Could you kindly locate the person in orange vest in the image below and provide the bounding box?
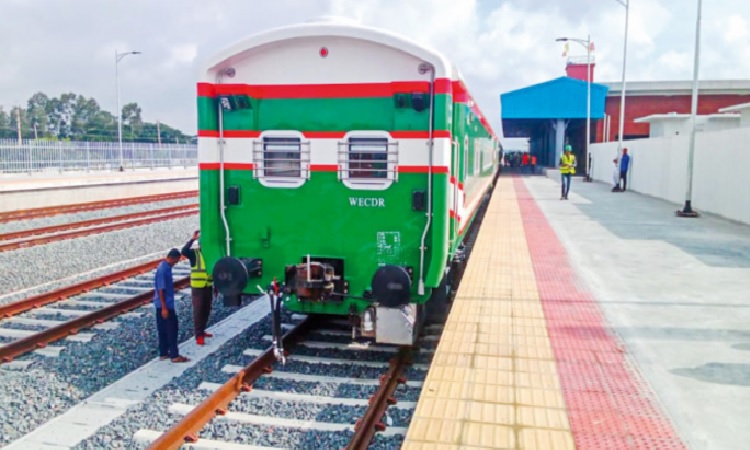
[181,230,215,346]
[559,144,577,200]
[521,152,529,173]
[531,154,537,173]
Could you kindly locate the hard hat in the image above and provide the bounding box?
[564,144,572,151]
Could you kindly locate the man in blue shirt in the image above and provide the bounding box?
[620,148,631,191]
[154,248,190,363]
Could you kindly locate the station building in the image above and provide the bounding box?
[501,58,750,169]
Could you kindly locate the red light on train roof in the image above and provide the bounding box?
[320,47,329,58]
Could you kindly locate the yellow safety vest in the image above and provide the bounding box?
[191,249,213,288]
[560,154,576,175]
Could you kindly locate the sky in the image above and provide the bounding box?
[1,0,749,146]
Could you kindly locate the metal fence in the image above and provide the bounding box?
[0,139,198,174]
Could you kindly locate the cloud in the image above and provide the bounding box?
[1,0,749,137]
[162,44,199,70]
[657,51,692,73]
[723,14,748,43]
[0,0,329,132]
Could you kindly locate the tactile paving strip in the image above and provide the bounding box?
[513,177,687,449]
[403,177,576,450]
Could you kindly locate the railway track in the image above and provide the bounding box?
[127,188,495,450]
[0,262,190,363]
[0,204,198,242]
[137,316,428,450]
[0,190,198,223]
[0,205,198,253]
[0,258,163,318]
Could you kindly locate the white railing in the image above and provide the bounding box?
[0,139,197,174]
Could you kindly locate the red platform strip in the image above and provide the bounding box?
[513,177,686,449]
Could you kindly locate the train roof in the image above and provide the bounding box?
[200,16,452,79]
[199,16,498,140]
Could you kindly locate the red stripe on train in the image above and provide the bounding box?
[198,130,451,139]
[198,163,450,174]
[197,79,452,98]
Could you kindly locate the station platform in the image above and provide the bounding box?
[0,168,197,212]
[403,174,750,450]
[0,168,197,193]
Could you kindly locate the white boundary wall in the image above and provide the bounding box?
[589,127,750,225]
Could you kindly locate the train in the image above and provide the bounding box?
[197,16,500,350]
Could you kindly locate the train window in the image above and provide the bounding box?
[463,136,469,179]
[339,132,398,191]
[474,138,480,174]
[349,138,388,179]
[252,132,310,187]
[262,137,301,178]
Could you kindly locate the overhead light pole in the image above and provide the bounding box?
[556,35,593,182]
[613,0,629,174]
[115,50,141,171]
[677,0,702,218]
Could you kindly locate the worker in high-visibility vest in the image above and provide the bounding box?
[559,144,577,200]
[181,230,214,346]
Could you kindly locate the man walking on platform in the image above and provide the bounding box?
[559,144,576,200]
[620,148,631,191]
[182,230,214,346]
[155,248,189,363]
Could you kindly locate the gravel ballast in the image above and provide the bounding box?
[0,197,197,235]
[0,283,239,446]
[0,215,198,296]
[0,200,220,445]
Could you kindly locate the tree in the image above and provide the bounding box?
[26,92,50,139]
[47,93,76,139]
[70,95,102,140]
[86,110,117,141]
[1,90,194,143]
[0,107,11,138]
[122,102,142,126]
[8,106,29,140]
[122,102,143,141]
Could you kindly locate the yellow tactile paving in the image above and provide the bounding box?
[403,177,575,449]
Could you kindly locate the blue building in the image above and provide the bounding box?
[501,76,609,170]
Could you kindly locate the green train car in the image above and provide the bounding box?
[198,17,500,346]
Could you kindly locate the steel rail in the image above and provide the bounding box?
[146,318,314,450]
[348,346,412,450]
[0,190,198,223]
[0,204,198,242]
[0,258,163,318]
[0,209,197,253]
[0,277,190,363]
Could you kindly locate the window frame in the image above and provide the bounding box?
[463,135,469,180]
[339,131,398,191]
[253,130,309,188]
[473,138,481,174]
